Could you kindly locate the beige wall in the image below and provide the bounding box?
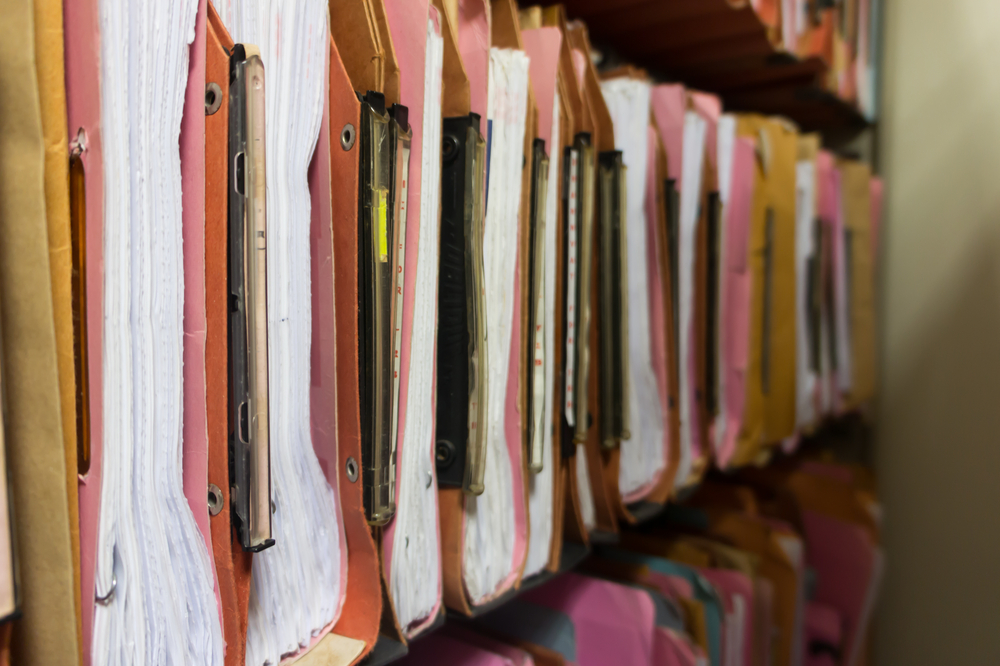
[875,0,1000,663]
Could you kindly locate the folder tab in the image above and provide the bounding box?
[436,112,489,496]
[228,44,273,552]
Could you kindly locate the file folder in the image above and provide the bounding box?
[712,122,757,470]
[64,0,107,658]
[326,6,409,660]
[379,0,447,642]
[0,3,69,662]
[437,0,530,616]
[641,120,680,509]
[732,114,800,464]
[650,84,709,490]
[522,572,658,666]
[219,1,352,661]
[77,1,225,662]
[442,624,538,666]
[522,20,570,577]
[563,18,621,538]
[474,598,578,665]
[204,9,261,663]
[397,632,525,666]
[792,135,822,436]
[538,4,598,547]
[33,0,84,655]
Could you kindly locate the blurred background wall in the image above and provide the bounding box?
[876,0,1000,662]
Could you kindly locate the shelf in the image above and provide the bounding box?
[551,0,870,135]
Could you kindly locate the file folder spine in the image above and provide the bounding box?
[665,178,681,409]
[526,138,549,473]
[571,134,596,449]
[705,191,722,418]
[597,150,629,449]
[436,113,489,495]
[358,91,404,526]
[227,44,273,553]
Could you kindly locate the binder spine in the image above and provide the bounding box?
[705,192,722,419]
[227,44,273,552]
[597,151,628,449]
[526,138,549,473]
[572,135,595,448]
[436,114,489,495]
[358,91,397,526]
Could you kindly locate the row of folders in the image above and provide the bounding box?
[397,455,882,666]
[0,0,881,664]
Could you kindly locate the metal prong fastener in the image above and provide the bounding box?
[96,573,117,606]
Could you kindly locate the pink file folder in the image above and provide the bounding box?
[401,632,521,666]
[523,572,657,666]
[715,137,756,469]
[380,0,445,638]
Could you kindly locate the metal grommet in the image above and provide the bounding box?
[425,470,433,489]
[340,123,356,151]
[435,440,456,467]
[205,82,223,116]
[207,483,223,516]
[442,134,459,162]
[96,573,117,606]
[346,456,359,483]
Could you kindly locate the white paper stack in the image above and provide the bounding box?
[91,0,223,663]
[390,15,445,631]
[713,115,737,455]
[795,158,818,430]
[600,77,665,497]
[463,47,530,603]
[524,88,562,577]
[675,111,708,488]
[215,1,345,663]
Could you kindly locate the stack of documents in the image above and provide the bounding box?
[463,45,531,605]
[600,76,665,500]
[91,0,223,663]
[386,0,446,636]
[216,0,346,662]
[0,2,894,664]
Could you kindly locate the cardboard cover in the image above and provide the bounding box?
[325,31,385,664]
[0,0,79,662]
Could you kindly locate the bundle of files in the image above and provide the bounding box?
[0,0,885,665]
[390,454,882,666]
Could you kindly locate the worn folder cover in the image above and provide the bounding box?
[323,17,389,663]
[564,19,619,538]
[522,21,569,574]
[712,131,756,469]
[63,0,106,658]
[0,1,78,662]
[732,114,799,464]
[32,0,84,655]
[539,4,592,548]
